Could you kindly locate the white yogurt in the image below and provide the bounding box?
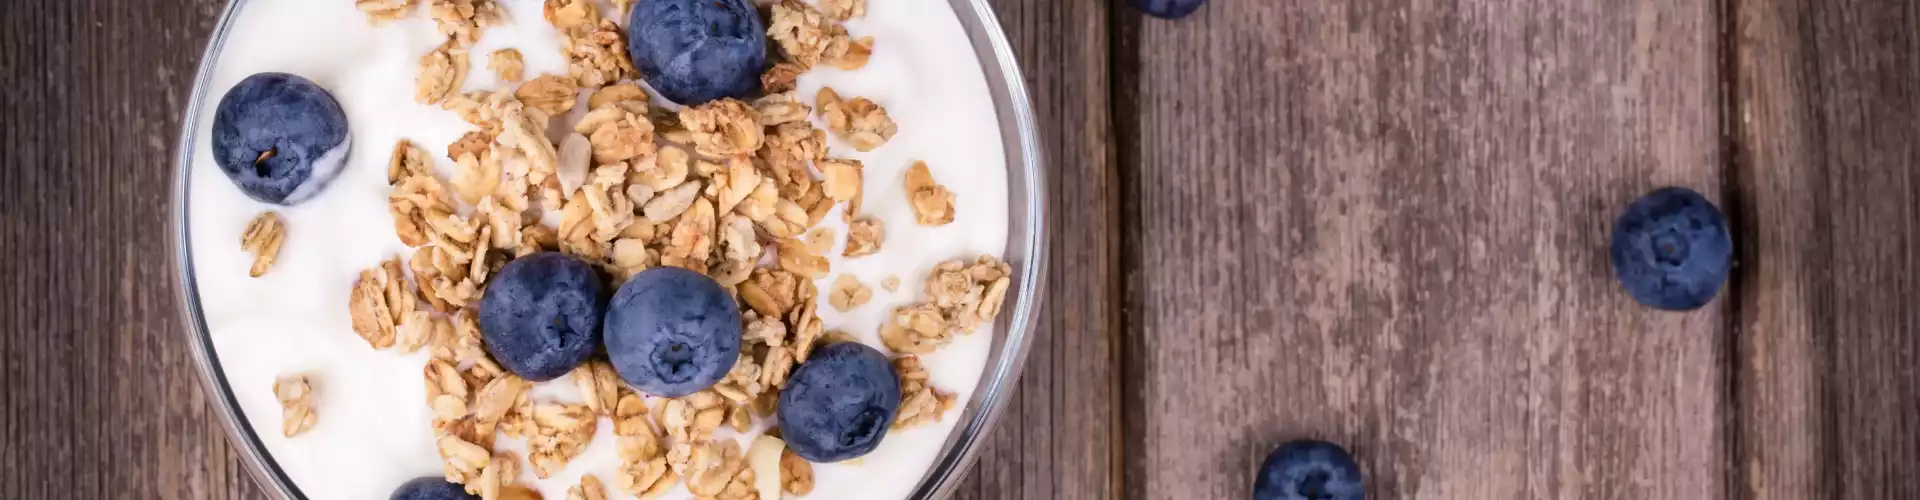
[185,1,1010,498]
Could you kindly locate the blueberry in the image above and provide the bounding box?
[604,266,742,397]
[1253,440,1365,500]
[1610,187,1733,311]
[478,252,608,381]
[389,477,477,500]
[211,72,351,205]
[1131,0,1208,19]
[626,0,767,105]
[777,341,901,462]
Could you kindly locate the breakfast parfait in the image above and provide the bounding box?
[184,0,1013,498]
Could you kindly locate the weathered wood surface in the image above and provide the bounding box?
[1731,0,1920,498]
[1114,1,1728,498]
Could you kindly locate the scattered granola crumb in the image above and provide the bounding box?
[355,0,417,24]
[844,218,883,258]
[489,48,525,82]
[679,98,763,157]
[828,274,871,312]
[828,36,874,71]
[891,356,956,429]
[241,211,286,277]
[904,161,955,226]
[417,42,470,105]
[881,274,900,292]
[273,374,317,437]
[817,88,896,152]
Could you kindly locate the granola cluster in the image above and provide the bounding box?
[274,374,318,437]
[301,0,1012,494]
[241,211,285,277]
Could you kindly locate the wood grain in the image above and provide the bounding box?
[1114,1,1728,498]
[1,0,269,498]
[953,0,1122,498]
[1731,0,1920,498]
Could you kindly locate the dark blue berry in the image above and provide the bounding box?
[478,252,608,381]
[626,0,767,105]
[1131,0,1208,19]
[777,341,900,462]
[211,72,351,205]
[389,477,477,500]
[1253,440,1365,500]
[1610,187,1733,311]
[604,266,742,398]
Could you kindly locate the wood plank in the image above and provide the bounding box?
[0,0,266,498]
[953,0,1121,498]
[1114,1,1728,498]
[1731,1,1920,498]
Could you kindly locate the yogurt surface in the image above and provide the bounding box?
[185,1,1010,498]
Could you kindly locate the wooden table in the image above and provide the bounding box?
[5,0,1918,498]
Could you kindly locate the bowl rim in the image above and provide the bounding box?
[168,0,1048,499]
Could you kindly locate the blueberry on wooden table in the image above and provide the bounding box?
[389,477,477,500]
[1253,440,1365,500]
[627,0,766,105]
[778,341,901,462]
[211,72,350,205]
[1131,0,1208,19]
[1609,187,1732,311]
[604,266,742,398]
[477,252,608,381]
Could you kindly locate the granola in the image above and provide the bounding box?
[355,0,416,24]
[515,74,578,115]
[818,88,896,152]
[430,0,505,48]
[563,21,636,88]
[891,355,956,429]
[528,403,597,478]
[768,0,867,70]
[828,274,872,312]
[820,0,866,20]
[761,63,805,94]
[418,42,470,105]
[274,374,317,437]
[567,475,609,500]
[349,257,413,349]
[844,218,883,258]
[679,98,763,157]
[904,161,955,226]
[241,211,286,277]
[489,49,525,82]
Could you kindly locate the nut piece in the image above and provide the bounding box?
[241,211,286,277]
[273,374,317,437]
[489,49,525,82]
[843,218,883,258]
[679,98,763,157]
[817,88,896,152]
[747,436,787,500]
[904,161,955,226]
[418,42,471,105]
[891,355,957,429]
[516,74,578,115]
[828,274,872,312]
[355,0,416,24]
[567,475,609,500]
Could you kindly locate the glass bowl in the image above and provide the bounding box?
[169,0,1044,499]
